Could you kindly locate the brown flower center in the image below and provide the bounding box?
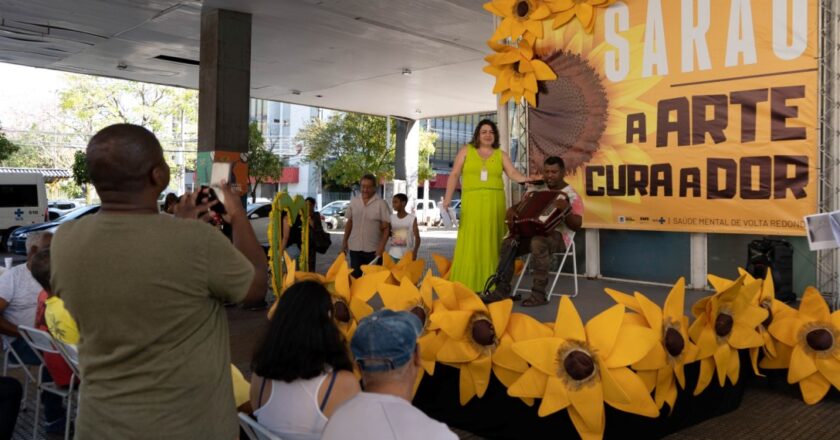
[563,350,595,381]
[333,300,351,323]
[531,51,608,172]
[664,327,685,357]
[410,306,427,327]
[715,313,733,338]
[760,302,773,328]
[806,328,834,352]
[515,0,530,18]
[471,319,496,346]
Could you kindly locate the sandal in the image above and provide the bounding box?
[521,293,549,307]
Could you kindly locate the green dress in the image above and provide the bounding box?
[449,146,506,292]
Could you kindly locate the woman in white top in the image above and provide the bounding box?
[249,280,360,439]
[388,193,421,261]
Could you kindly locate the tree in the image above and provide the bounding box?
[0,125,19,163]
[418,129,438,182]
[297,113,394,187]
[71,150,93,203]
[247,122,284,203]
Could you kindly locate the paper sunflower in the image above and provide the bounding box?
[605,278,698,412]
[689,275,767,395]
[768,287,840,404]
[509,297,659,439]
[430,281,542,405]
[331,261,388,340]
[484,0,553,41]
[547,0,615,33]
[483,40,557,107]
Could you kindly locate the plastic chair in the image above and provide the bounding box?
[513,232,579,298]
[238,412,284,440]
[18,325,77,440]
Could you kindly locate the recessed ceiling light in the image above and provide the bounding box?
[316,94,323,98]
[291,90,301,95]
[402,68,412,76]
[414,108,422,114]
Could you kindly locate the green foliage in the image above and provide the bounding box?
[71,151,90,186]
[418,129,438,182]
[0,125,19,163]
[247,122,284,202]
[297,113,395,187]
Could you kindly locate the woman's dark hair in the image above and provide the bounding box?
[470,119,500,149]
[163,192,178,211]
[251,280,353,381]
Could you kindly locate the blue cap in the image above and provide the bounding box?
[351,309,423,372]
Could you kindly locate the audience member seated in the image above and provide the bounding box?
[322,309,457,440]
[30,248,77,390]
[0,231,64,432]
[250,280,360,439]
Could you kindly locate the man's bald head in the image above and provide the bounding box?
[87,124,169,194]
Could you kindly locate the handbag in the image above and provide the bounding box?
[314,228,331,254]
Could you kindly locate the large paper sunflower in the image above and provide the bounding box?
[331,261,389,340]
[381,252,426,285]
[689,275,767,395]
[530,21,661,217]
[484,0,553,41]
[431,283,528,405]
[432,253,452,279]
[709,269,797,372]
[605,278,698,412]
[484,39,557,107]
[546,0,615,33]
[768,287,840,404]
[508,297,659,439]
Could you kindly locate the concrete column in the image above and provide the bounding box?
[197,9,252,190]
[394,118,419,210]
[585,229,600,278]
[690,233,708,290]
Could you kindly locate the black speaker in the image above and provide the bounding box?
[746,238,796,303]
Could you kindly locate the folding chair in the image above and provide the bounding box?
[18,325,77,440]
[2,337,36,410]
[238,412,284,440]
[513,232,579,298]
[53,338,80,438]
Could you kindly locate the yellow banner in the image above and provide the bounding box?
[528,0,818,235]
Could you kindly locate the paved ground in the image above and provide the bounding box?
[7,227,840,439]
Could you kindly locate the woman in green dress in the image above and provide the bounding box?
[442,120,538,293]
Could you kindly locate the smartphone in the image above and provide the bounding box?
[210,162,232,205]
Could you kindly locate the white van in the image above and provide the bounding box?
[0,172,48,250]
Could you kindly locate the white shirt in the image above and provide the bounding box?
[388,213,416,259]
[322,392,457,440]
[254,373,331,440]
[0,264,43,346]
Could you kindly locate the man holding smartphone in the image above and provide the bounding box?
[50,124,268,439]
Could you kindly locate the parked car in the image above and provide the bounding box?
[48,200,84,220]
[413,199,440,226]
[247,203,272,247]
[321,200,349,212]
[7,204,101,255]
[1,172,48,251]
[321,205,347,230]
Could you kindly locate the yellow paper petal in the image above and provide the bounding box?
[555,296,586,341]
[437,337,481,363]
[604,324,658,368]
[799,372,832,404]
[694,357,715,396]
[470,354,493,398]
[488,299,513,334]
[568,380,604,432]
[512,337,563,377]
[459,364,477,405]
[537,376,572,417]
[815,357,840,390]
[604,367,660,418]
[494,335,529,372]
[799,288,831,322]
[788,344,818,383]
[585,304,625,358]
[769,316,801,347]
[663,278,686,322]
[508,366,548,399]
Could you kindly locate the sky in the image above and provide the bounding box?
[0,62,66,128]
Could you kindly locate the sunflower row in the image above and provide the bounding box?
[271,251,840,440]
[482,0,616,106]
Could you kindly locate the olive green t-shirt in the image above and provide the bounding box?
[51,213,254,439]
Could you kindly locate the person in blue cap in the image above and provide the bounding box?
[322,309,457,440]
